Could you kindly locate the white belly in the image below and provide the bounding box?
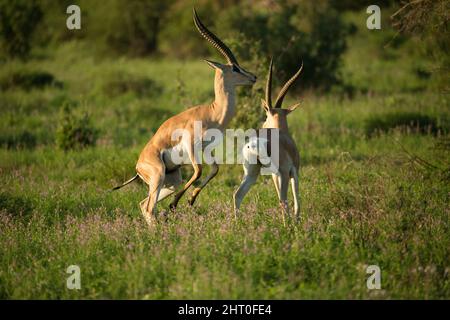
[162,131,222,171]
[243,137,279,174]
[162,143,190,171]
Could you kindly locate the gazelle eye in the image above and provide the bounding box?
[232,65,239,73]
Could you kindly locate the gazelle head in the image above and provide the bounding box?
[193,9,257,87]
[261,58,303,130]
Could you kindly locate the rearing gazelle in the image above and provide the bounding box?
[233,58,303,224]
[113,9,256,226]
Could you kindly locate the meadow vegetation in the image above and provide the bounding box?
[0,1,449,299]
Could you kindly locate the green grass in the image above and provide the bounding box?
[0,14,449,299]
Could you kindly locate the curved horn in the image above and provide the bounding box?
[274,61,303,108]
[265,58,273,109]
[193,8,238,65]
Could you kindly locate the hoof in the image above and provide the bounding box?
[188,188,201,206]
[187,196,196,206]
[159,210,169,222]
[169,202,177,211]
[144,217,157,228]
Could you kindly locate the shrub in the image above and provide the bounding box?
[228,35,268,129]
[102,71,162,98]
[391,0,450,91]
[0,0,42,58]
[5,0,349,88]
[215,1,349,90]
[365,112,443,137]
[0,69,59,91]
[158,0,229,59]
[223,1,350,128]
[0,130,37,149]
[94,0,170,56]
[0,192,34,218]
[331,0,396,11]
[56,105,99,150]
[156,1,348,91]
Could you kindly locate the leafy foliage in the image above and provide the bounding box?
[6,0,348,89]
[391,0,450,91]
[0,69,58,90]
[56,105,98,150]
[216,1,348,90]
[101,71,162,98]
[0,0,42,58]
[365,112,444,137]
[0,130,37,149]
[99,0,170,56]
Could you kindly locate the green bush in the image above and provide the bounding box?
[224,1,350,128]
[228,35,268,129]
[365,112,444,137]
[8,0,348,91]
[0,69,59,91]
[102,71,162,98]
[330,0,396,11]
[33,0,84,45]
[56,105,99,150]
[0,130,37,149]
[391,0,450,92]
[215,1,349,90]
[0,192,34,218]
[0,0,42,58]
[92,0,170,56]
[157,0,228,59]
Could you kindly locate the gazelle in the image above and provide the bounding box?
[113,9,256,226]
[233,58,302,224]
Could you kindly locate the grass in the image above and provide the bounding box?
[0,12,449,299]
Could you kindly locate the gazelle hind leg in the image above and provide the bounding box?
[145,171,165,226]
[136,155,165,227]
[138,168,182,206]
[279,172,290,226]
[290,169,300,222]
[139,198,155,226]
[233,164,259,219]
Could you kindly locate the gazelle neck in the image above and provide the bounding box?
[262,117,289,132]
[211,70,235,127]
[276,120,289,132]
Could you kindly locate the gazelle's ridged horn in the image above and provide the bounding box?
[193,8,238,65]
[265,58,273,109]
[274,61,303,108]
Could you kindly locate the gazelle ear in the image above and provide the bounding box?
[286,102,301,114]
[204,59,225,70]
[261,99,270,112]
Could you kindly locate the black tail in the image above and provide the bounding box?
[112,174,139,191]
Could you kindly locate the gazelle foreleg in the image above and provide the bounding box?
[169,145,202,210]
[188,161,219,206]
[233,164,259,219]
[271,173,281,200]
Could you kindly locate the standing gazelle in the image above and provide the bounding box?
[233,59,303,224]
[113,9,256,226]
